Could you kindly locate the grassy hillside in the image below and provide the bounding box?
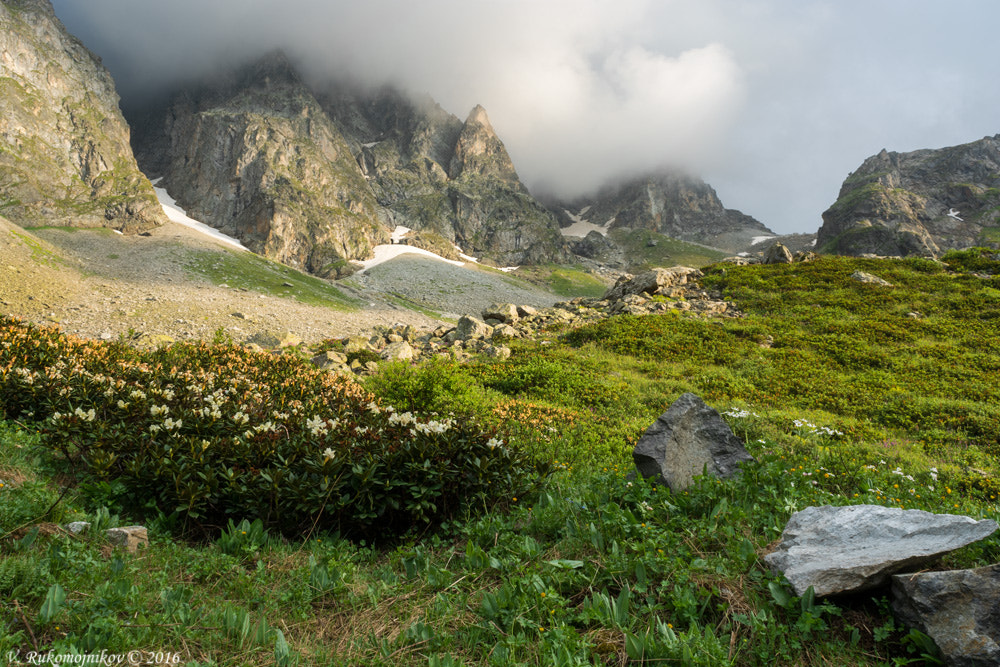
[2,251,1000,665]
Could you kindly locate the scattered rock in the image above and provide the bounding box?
[456,315,493,341]
[850,270,894,287]
[765,505,998,597]
[482,303,519,323]
[892,563,1000,667]
[632,392,754,491]
[106,526,149,553]
[381,340,416,361]
[763,242,794,264]
[66,521,91,534]
[603,266,702,301]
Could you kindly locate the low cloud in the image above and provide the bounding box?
[51,0,1000,233]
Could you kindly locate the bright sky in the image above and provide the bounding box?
[52,0,1000,235]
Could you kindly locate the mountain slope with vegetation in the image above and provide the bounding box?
[0,0,165,232]
[3,250,1000,664]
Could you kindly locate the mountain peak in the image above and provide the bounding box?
[466,104,491,127]
[449,104,520,185]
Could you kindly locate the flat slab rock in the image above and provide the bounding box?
[765,505,997,597]
[892,564,1000,667]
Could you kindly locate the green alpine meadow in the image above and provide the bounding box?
[3,250,1000,665]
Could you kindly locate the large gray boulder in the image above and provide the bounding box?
[632,393,753,491]
[455,315,494,341]
[765,505,998,597]
[892,564,1000,667]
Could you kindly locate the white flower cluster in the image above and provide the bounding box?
[723,408,759,419]
[163,417,182,431]
[389,411,417,427]
[14,367,35,385]
[252,421,276,434]
[74,407,96,422]
[149,405,169,417]
[306,415,329,436]
[322,447,337,461]
[486,437,504,450]
[130,389,146,400]
[232,411,249,425]
[414,418,455,435]
[891,467,915,482]
[793,419,843,437]
[367,401,381,414]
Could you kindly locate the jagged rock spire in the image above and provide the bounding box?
[449,104,522,186]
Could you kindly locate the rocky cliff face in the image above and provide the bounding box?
[140,54,386,278]
[320,87,567,265]
[549,171,772,254]
[134,56,566,271]
[817,136,1000,257]
[0,0,164,232]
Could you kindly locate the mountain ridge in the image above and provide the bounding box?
[817,135,1000,256]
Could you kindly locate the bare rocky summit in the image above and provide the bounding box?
[818,135,1000,257]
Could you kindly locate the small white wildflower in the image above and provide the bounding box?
[163,417,182,430]
[130,389,146,400]
[117,400,129,409]
[150,405,169,417]
[322,447,336,461]
[149,424,161,434]
[233,411,249,425]
[486,437,503,449]
[355,426,369,435]
[74,407,96,422]
[367,401,381,414]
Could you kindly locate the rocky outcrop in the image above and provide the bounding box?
[632,393,754,491]
[818,136,1000,257]
[550,171,773,255]
[765,505,998,597]
[134,59,567,271]
[141,53,386,278]
[0,0,165,232]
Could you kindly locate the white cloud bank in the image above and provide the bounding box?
[51,0,1000,234]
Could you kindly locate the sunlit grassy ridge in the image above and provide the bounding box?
[2,251,1000,664]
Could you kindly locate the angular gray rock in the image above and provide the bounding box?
[106,526,149,553]
[455,315,493,341]
[633,392,754,491]
[381,340,416,361]
[765,505,998,597]
[482,302,520,324]
[892,564,1000,667]
[763,242,794,264]
[850,270,894,287]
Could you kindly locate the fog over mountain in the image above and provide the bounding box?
[51,0,1000,235]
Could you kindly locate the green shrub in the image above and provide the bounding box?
[0,317,550,541]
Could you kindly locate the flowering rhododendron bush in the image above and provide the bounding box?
[0,316,548,539]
